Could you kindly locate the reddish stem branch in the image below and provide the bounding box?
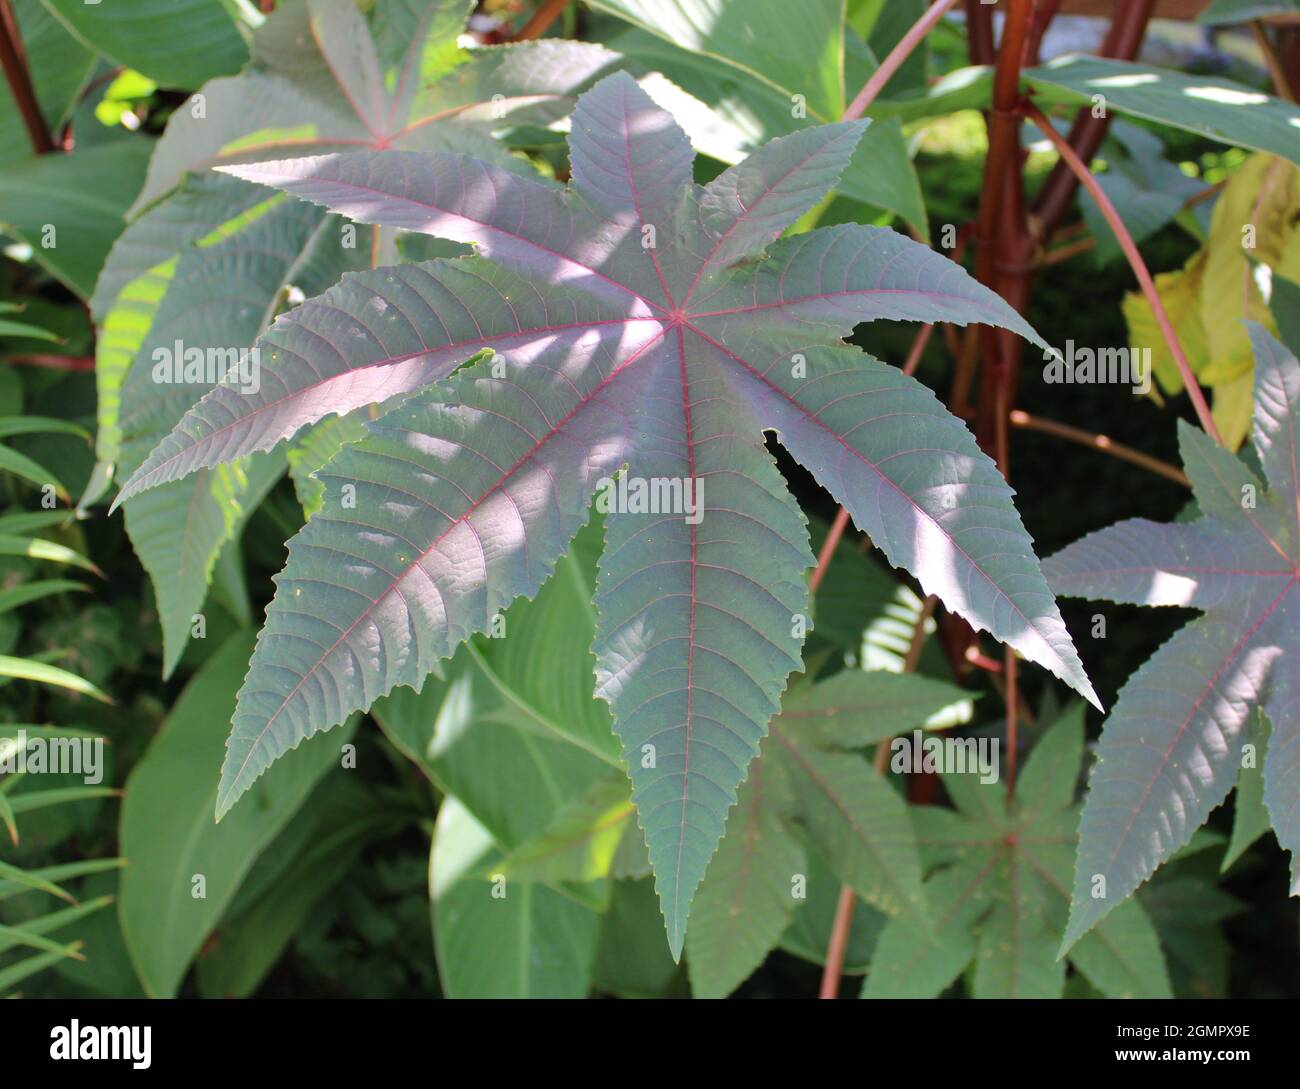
[965,0,995,66]
[809,506,851,594]
[0,0,52,154]
[902,324,935,378]
[1025,103,1223,444]
[512,0,570,42]
[843,0,962,121]
[818,887,858,998]
[1010,409,1190,485]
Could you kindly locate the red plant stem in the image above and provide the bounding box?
[1010,409,1191,485]
[1025,0,1064,65]
[965,0,995,66]
[902,323,935,378]
[1025,102,1223,444]
[970,0,1035,459]
[1253,20,1300,102]
[842,0,962,121]
[809,506,851,594]
[819,886,858,997]
[0,0,52,154]
[512,0,569,42]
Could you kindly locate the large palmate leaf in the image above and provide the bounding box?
[96,0,625,672]
[1047,326,1300,952]
[117,72,1095,954]
[864,707,1172,999]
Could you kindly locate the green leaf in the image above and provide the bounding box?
[0,895,113,957]
[0,142,151,298]
[589,0,847,121]
[41,0,247,89]
[429,797,600,998]
[0,654,109,702]
[0,534,98,574]
[118,633,351,997]
[1027,56,1300,167]
[0,858,125,902]
[0,944,83,995]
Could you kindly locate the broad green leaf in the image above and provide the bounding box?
[93,171,366,674]
[1081,123,1204,268]
[1047,328,1300,950]
[0,141,150,298]
[125,74,1092,954]
[429,797,600,998]
[1068,898,1173,1000]
[588,0,847,121]
[1026,56,1300,167]
[41,0,246,90]
[118,634,350,997]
